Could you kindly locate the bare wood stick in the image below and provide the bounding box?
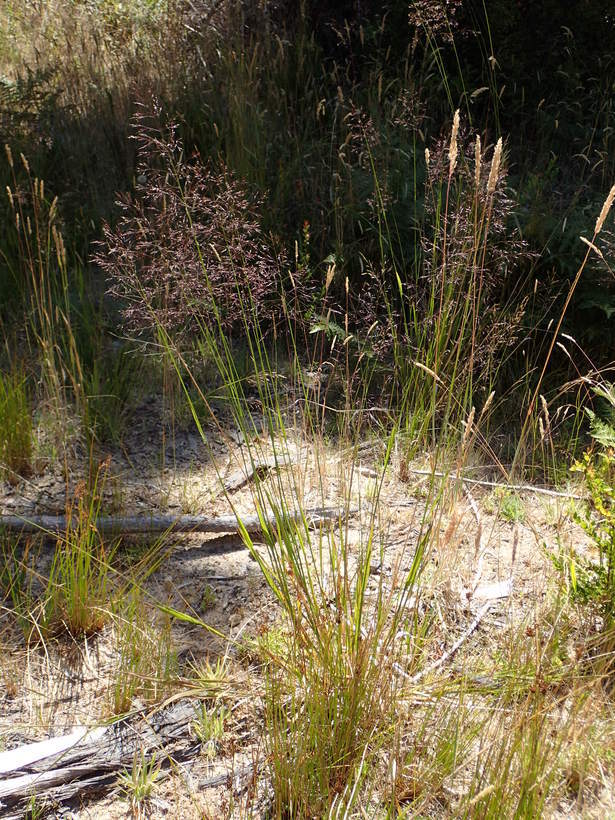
[394,602,492,685]
[0,700,200,810]
[0,765,115,802]
[199,763,256,790]
[406,469,582,499]
[0,507,351,536]
[0,727,106,775]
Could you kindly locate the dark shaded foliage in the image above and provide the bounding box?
[2,0,615,361]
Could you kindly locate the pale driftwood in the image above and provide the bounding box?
[0,506,349,536]
[472,578,513,602]
[0,727,106,775]
[199,763,256,790]
[0,700,200,812]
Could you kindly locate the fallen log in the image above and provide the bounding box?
[0,700,201,813]
[0,506,352,536]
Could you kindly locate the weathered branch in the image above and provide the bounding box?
[0,700,200,812]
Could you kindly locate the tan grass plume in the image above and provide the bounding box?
[474,134,481,189]
[595,183,615,235]
[487,138,502,194]
[448,109,460,176]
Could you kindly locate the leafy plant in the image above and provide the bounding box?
[567,450,615,622]
[485,487,525,523]
[199,583,216,612]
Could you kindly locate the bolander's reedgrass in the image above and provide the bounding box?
[595,184,615,236]
[97,113,292,342]
[365,113,532,458]
[41,460,117,638]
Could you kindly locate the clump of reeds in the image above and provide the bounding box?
[5,145,83,409]
[363,112,532,454]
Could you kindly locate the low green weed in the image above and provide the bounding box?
[199,583,216,612]
[24,795,46,820]
[485,487,525,523]
[563,450,615,646]
[192,702,227,756]
[187,655,230,701]
[117,749,161,815]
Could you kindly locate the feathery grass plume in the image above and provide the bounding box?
[5,143,13,168]
[462,405,475,447]
[98,114,292,339]
[580,235,605,259]
[540,394,550,421]
[487,137,502,194]
[480,390,495,419]
[595,183,615,235]
[325,262,336,292]
[474,134,481,189]
[448,109,460,176]
[425,147,430,167]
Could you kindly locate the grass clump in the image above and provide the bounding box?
[192,702,227,757]
[41,461,117,638]
[0,369,32,480]
[0,534,37,636]
[110,590,178,716]
[238,486,428,817]
[117,749,161,817]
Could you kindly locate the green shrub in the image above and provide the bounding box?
[567,450,615,623]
